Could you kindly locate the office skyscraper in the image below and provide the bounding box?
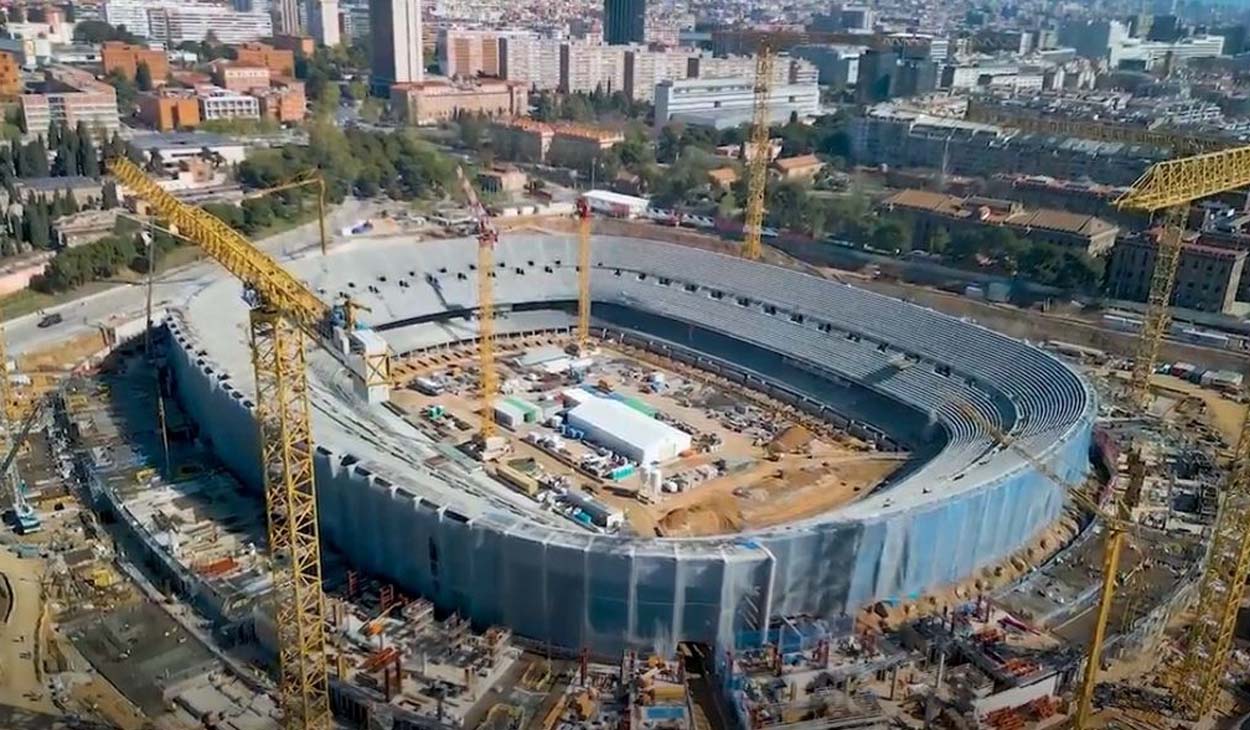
[604,0,645,45]
[370,0,423,92]
[309,0,341,46]
[272,0,301,34]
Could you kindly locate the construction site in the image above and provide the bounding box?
[390,335,904,538]
[5,46,1250,730]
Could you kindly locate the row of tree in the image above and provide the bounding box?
[531,89,652,124]
[0,122,132,179]
[30,232,142,293]
[238,123,458,202]
[926,224,1104,291]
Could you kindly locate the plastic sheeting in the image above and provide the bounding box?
[162,234,1095,656]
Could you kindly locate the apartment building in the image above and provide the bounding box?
[623,48,690,102]
[235,43,296,77]
[102,0,164,37]
[255,79,306,124]
[101,42,169,84]
[309,0,341,47]
[654,77,820,129]
[197,87,261,121]
[490,118,553,162]
[0,52,21,99]
[138,89,201,131]
[21,66,120,135]
[790,45,864,87]
[147,6,273,44]
[1107,233,1245,313]
[490,118,623,170]
[440,29,532,78]
[850,105,1167,187]
[370,0,423,91]
[881,188,1119,256]
[559,42,627,94]
[391,79,527,125]
[688,54,817,86]
[549,124,625,170]
[498,35,561,91]
[212,62,271,92]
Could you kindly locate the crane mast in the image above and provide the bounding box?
[0,319,36,534]
[742,44,775,261]
[1107,143,1250,719]
[957,403,1130,730]
[456,167,499,444]
[576,198,592,349]
[109,157,331,730]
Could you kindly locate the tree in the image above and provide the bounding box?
[346,79,369,102]
[106,69,138,112]
[656,125,682,164]
[242,197,275,233]
[73,19,138,44]
[78,123,100,178]
[135,61,153,92]
[927,225,950,254]
[19,137,49,178]
[102,181,119,210]
[359,97,383,124]
[869,219,909,253]
[533,93,558,122]
[458,113,486,150]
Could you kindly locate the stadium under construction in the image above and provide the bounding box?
[159,232,1096,657]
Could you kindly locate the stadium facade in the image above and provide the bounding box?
[163,234,1096,655]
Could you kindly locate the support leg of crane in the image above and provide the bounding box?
[477,240,498,443]
[250,307,331,730]
[577,211,592,349]
[1128,206,1185,408]
[1172,401,1250,720]
[1074,526,1125,730]
[742,46,775,262]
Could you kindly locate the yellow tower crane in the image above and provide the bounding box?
[959,403,1130,729]
[242,171,330,255]
[971,105,1237,410]
[455,167,500,446]
[576,197,592,350]
[109,157,348,730]
[742,44,776,262]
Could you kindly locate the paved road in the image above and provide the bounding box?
[4,197,379,358]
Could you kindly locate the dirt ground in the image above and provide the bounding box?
[392,338,904,537]
[0,549,55,715]
[17,330,108,374]
[1147,373,1247,447]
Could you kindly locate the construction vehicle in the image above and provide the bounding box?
[108,157,395,730]
[454,166,504,458]
[242,170,330,255]
[958,403,1131,730]
[0,320,40,534]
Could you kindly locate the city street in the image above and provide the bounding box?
[3,197,380,358]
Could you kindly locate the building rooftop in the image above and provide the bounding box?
[884,188,1116,237]
[773,153,824,172]
[15,175,99,192]
[129,132,241,150]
